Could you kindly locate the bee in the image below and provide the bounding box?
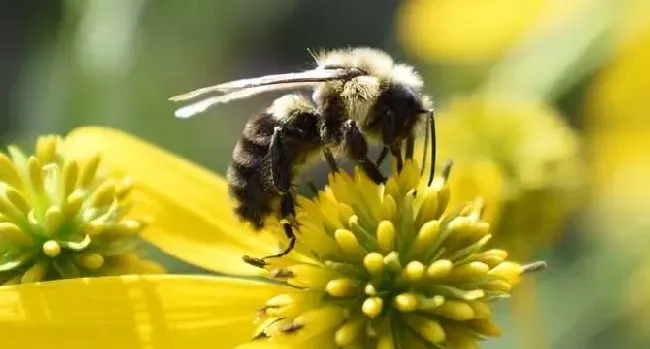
[170,47,436,267]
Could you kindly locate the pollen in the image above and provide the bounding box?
[0,135,162,284]
[250,160,546,348]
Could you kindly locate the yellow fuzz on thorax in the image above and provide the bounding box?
[312,47,428,133]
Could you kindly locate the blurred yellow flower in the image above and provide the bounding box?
[397,0,547,62]
[0,135,161,285]
[585,12,650,239]
[397,0,593,63]
[425,95,584,257]
[585,11,650,342]
[0,127,545,348]
[612,0,650,47]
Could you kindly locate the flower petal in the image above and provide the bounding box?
[0,275,290,348]
[64,127,276,276]
[233,342,291,349]
[101,253,166,275]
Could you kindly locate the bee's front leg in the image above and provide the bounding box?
[389,143,403,173]
[381,111,407,172]
[323,147,339,173]
[342,119,387,184]
[405,135,415,161]
[375,146,390,167]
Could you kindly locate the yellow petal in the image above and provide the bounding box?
[233,342,291,349]
[0,275,290,349]
[64,127,276,276]
[100,253,166,275]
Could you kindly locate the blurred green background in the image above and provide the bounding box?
[2,0,650,348]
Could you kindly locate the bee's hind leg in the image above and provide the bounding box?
[243,125,306,267]
[265,193,298,260]
[266,126,301,261]
[243,193,297,267]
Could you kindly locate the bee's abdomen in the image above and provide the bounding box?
[227,113,278,229]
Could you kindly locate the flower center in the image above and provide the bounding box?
[0,135,149,284]
[251,161,546,348]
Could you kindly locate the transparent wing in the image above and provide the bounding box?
[169,67,362,102]
[174,83,311,119]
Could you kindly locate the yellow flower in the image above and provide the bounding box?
[0,127,545,348]
[0,135,161,285]
[396,0,594,63]
[585,10,650,240]
[587,2,650,341]
[396,0,548,62]
[425,95,584,257]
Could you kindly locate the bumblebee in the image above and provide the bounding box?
[170,47,436,266]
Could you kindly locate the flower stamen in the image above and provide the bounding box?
[242,255,267,268]
[281,322,304,334]
[0,135,162,284]
[249,160,545,348]
[522,261,549,273]
[42,240,61,257]
[269,268,294,279]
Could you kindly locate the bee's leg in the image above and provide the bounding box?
[245,193,297,264]
[342,119,387,184]
[427,110,437,186]
[389,143,404,173]
[262,192,297,261]
[323,147,339,173]
[405,135,415,161]
[265,126,304,260]
[381,112,406,172]
[268,130,289,196]
[268,125,314,192]
[375,146,390,167]
[243,125,313,267]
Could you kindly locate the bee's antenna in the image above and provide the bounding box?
[420,114,430,177]
[427,110,437,186]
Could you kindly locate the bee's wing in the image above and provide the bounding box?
[173,82,308,119]
[169,68,361,102]
[170,67,363,119]
[210,68,363,92]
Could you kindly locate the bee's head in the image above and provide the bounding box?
[313,48,433,143]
